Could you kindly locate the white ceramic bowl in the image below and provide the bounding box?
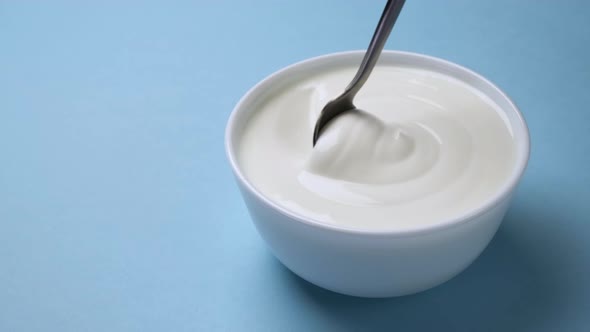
[225,51,530,298]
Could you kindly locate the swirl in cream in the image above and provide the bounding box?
[239,65,516,230]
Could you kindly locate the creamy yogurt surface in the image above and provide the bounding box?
[238,64,516,231]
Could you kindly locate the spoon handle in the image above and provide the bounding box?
[344,0,406,98]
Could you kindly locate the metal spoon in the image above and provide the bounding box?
[312,0,406,146]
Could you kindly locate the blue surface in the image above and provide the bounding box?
[1,1,589,331]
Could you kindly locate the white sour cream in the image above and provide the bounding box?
[238,65,516,231]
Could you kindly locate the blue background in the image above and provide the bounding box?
[1,1,589,331]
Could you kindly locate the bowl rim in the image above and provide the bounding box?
[225,50,530,237]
